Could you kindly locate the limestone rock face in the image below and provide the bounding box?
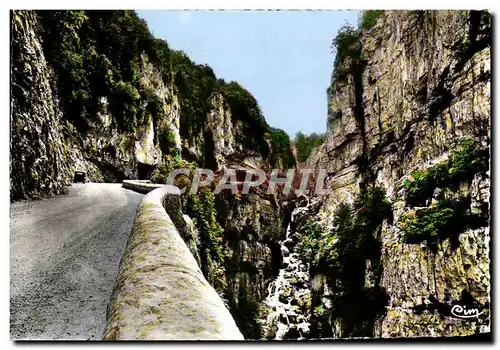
[10,11,71,199]
[181,92,265,171]
[307,10,491,338]
[140,53,182,152]
[214,192,285,337]
[10,11,168,197]
[72,54,172,181]
[10,11,274,200]
[9,11,254,199]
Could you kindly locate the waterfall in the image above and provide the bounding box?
[261,205,312,340]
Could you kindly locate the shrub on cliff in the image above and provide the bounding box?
[109,81,141,131]
[404,138,489,206]
[359,10,384,30]
[150,164,168,185]
[293,131,326,163]
[448,138,490,182]
[151,155,193,185]
[158,124,178,157]
[143,87,163,120]
[400,139,489,248]
[173,51,218,139]
[268,128,296,169]
[299,186,391,337]
[218,81,270,156]
[298,186,391,273]
[184,187,227,290]
[327,11,384,93]
[36,10,157,133]
[330,24,361,81]
[399,198,471,250]
[296,220,325,264]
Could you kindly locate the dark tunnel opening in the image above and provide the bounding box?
[137,162,154,180]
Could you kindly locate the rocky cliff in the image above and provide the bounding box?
[10,10,294,200]
[277,10,491,339]
[10,10,294,339]
[10,11,71,199]
[10,9,491,340]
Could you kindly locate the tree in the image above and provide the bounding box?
[293,132,326,163]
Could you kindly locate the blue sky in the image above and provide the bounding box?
[136,10,360,137]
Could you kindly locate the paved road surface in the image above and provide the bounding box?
[10,183,143,340]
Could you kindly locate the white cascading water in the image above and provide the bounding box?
[262,204,311,340]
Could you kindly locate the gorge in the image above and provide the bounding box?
[10,10,491,340]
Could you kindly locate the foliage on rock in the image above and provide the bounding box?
[404,138,489,206]
[298,186,392,337]
[158,124,178,158]
[328,11,385,93]
[293,132,326,163]
[399,199,470,248]
[30,10,294,169]
[400,139,489,249]
[268,128,297,169]
[36,10,157,133]
[296,220,325,265]
[218,81,269,155]
[329,24,362,87]
[150,155,196,190]
[359,10,385,31]
[184,186,227,290]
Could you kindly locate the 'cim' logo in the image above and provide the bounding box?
[451,304,484,319]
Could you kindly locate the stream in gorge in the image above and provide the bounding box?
[261,201,313,340]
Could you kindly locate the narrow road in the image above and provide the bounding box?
[10,183,143,340]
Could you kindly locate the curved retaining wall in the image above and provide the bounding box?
[104,183,243,340]
[122,179,164,194]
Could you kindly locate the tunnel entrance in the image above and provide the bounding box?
[137,162,154,180]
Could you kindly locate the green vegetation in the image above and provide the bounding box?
[36,10,160,133]
[173,51,217,139]
[296,220,325,265]
[158,124,178,157]
[149,162,170,185]
[144,88,163,120]
[330,24,361,83]
[150,155,194,184]
[448,138,490,181]
[293,132,326,163]
[314,304,325,316]
[298,186,392,337]
[359,10,384,31]
[184,186,227,290]
[268,128,296,169]
[328,10,385,91]
[400,138,489,249]
[399,199,469,248]
[111,81,141,131]
[404,138,489,206]
[298,187,391,273]
[34,10,293,167]
[218,81,270,157]
[404,168,437,207]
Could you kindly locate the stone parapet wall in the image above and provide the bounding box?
[104,185,243,340]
